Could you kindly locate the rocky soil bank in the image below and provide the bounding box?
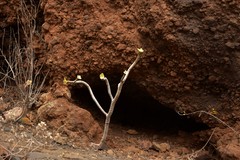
[0,0,240,159]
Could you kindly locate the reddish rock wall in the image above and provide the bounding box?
[39,0,240,126]
[0,0,240,127]
[1,0,240,158]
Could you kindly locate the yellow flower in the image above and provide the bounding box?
[24,80,32,88]
[63,77,68,85]
[137,48,144,53]
[99,73,105,80]
[210,108,218,115]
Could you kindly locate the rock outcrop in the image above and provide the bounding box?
[0,0,240,158]
[39,0,240,126]
[37,97,102,141]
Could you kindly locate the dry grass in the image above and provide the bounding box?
[0,0,47,121]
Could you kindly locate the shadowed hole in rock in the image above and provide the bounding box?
[70,79,209,134]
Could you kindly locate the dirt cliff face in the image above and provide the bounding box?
[135,0,240,126]
[40,0,240,126]
[0,0,240,159]
[0,0,239,128]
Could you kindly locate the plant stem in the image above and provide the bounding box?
[66,51,142,149]
[67,80,107,116]
[97,53,141,149]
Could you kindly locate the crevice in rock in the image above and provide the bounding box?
[70,79,209,134]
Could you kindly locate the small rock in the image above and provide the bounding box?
[170,71,177,77]
[165,34,176,41]
[53,133,68,145]
[140,140,152,150]
[184,86,191,90]
[210,27,216,32]
[157,57,162,64]
[152,142,171,152]
[208,75,217,82]
[124,146,140,153]
[105,26,114,33]
[18,124,25,131]
[126,129,138,135]
[192,27,199,34]
[3,126,12,132]
[107,35,112,39]
[53,83,71,99]
[177,147,190,155]
[225,41,235,49]
[107,149,114,155]
[116,43,127,51]
[65,42,71,48]
[4,107,22,121]
[187,74,195,80]
[223,57,230,62]
[42,22,50,30]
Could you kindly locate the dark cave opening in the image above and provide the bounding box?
[70,79,209,134]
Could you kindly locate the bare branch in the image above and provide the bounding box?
[103,77,113,101]
[67,49,143,149]
[67,80,107,116]
[177,110,237,133]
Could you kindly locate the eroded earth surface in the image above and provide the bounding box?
[0,0,240,159]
